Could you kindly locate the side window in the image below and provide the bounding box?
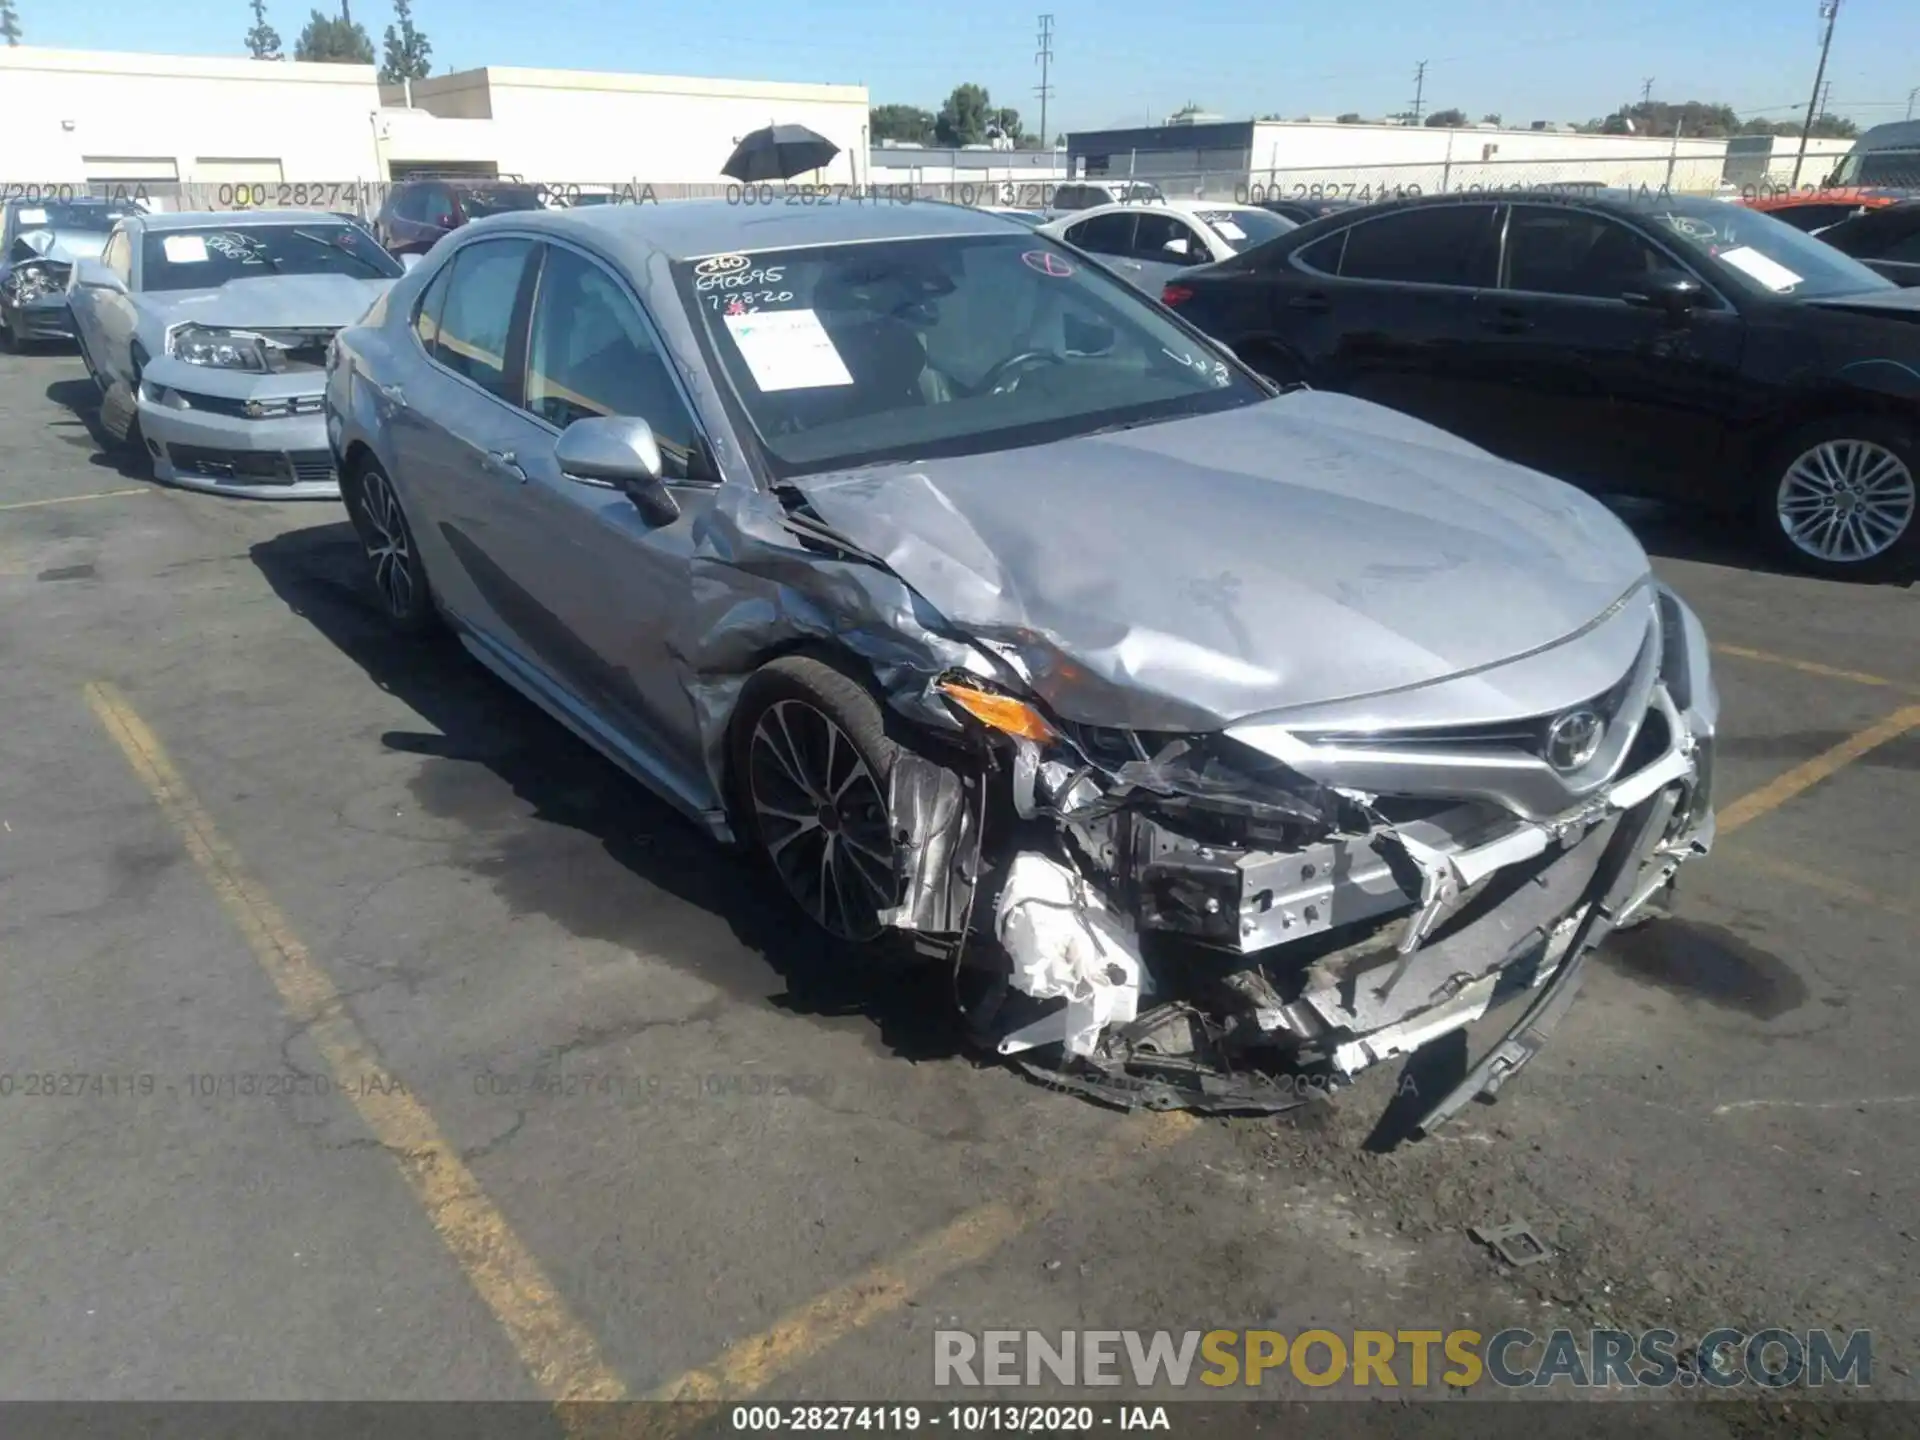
[1880,215,1920,262]
[424,185,458,228]
[390,186,423,223]
[1065,212,1135,255]
[412,258,455,352]
[1504,206,1670,299]
[1131,212,1200,261]
[103,229,132,283]
[431,237,533,398]
[1338,205,1501,287]
[523,245,704,480]
[1294,228,1347,275]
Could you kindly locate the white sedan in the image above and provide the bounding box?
[1038,200,1297,291]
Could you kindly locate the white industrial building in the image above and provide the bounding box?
[1064,118,1858,197]
[0,46,871,192]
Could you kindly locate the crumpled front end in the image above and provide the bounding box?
[943,582,1716,1134]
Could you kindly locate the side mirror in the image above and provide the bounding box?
[554,416,680,526]
[400,253,423,272]
[71,258,126,294]
[1623,270,1702,320]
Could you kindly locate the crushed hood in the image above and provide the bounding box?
[142,273,395,329]
[793,389,1651,730]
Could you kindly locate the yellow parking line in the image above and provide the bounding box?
[648,1111,1197,1413]
[1712,644,1920,697]
[1718,704,1920,835]
[1720,847,1915,921]
[0,487,148,513]
[82,681,629,1406]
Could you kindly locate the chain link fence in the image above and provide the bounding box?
[2,150,1885,219]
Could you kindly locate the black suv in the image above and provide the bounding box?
[373,179,545,256]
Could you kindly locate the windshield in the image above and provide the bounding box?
[677,233,1266,478]
[461,187,545,217]
[139,223,404,292]
[1195,207,1295,253]
[1640,199,1893,300]
[10,201,140,235]
[1831,148,1920,190]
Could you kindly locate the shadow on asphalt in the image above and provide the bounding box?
[1603,493,1915,587]
[44,375,155,482]
[249,519,978,1069]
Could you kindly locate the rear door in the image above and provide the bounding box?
[1274,201,1505,431]
[1466,203,1747,495]
[1126,210,1213,292]
[387,234,540,632]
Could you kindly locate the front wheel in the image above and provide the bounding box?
[347,461,437,633]
[1759,416,1918,580]
[730,657,907,945]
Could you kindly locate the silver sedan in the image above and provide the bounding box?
[66,208,405,499]
[324,200,1718,1129]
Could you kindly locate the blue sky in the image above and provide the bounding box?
[21,0,1920,136]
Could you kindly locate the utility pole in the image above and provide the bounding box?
[1409,60,1427,125]
[1791,0,1840,188]
[1034,14,1056,149]
[1908,85,1918,121]
[1641,77,1655,106]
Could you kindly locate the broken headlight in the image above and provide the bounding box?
[170,324,277,372]
[4,260,68,302]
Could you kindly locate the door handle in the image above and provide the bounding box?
[1287,292,1331,312]
[372,380,407,409]
[484,449,527,481]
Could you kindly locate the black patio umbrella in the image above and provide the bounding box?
[722,123,842,183]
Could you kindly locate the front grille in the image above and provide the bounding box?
[1313,623,1657,763]
[166,445,334,486]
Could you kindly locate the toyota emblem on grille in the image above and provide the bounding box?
[1545,708,1606,773]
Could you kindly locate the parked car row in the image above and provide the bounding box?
[1154,190,1920,577]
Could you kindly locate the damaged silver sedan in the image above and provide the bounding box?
[324,202,1716,1134]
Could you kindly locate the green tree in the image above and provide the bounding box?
[0,0,22,46]
[987,106,1023,143]
[1335,112,1364,124]
[380,0,431,82]
[1600,100,1740,138]
[1481,113,1502,125]
[869,104,935,144]
[1425,107,1468,128]
[294,8,374,62]
[935,83,992,147]
[245,0,283,58]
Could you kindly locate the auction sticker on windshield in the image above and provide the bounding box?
[1716,245,1804,292]
[695,253,752,279]
[722,308,854,391]
[162,234,210,264]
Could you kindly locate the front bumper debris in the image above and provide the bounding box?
[966,590,1717,1133]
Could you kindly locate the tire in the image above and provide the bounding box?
[729,655,908,945]
[1757,414,1919,581]
[346,459,437,634]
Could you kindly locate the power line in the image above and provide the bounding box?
[1791,0,1840,187]
[1034,14,1056,149]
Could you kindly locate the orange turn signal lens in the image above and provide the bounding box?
[937,681,1057,743]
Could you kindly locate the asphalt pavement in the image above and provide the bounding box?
[1,345,1915,1425]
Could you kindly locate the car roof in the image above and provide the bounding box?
[461,197,1031,261]
[135,209,358,233]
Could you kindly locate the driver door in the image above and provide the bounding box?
[490,240,730,800]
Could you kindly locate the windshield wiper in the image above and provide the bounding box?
[287,229,387,277]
